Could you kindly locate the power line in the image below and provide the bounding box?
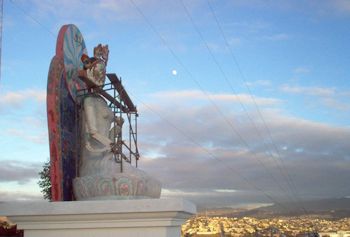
[178,0,297,200]
[129,0,288,196]
[128,0,301,213]
[9,0,56,38]
[205,0,303,200]
[129,90,297,215]
[6,0,316,220]
[205,0,313,224]
[129,0,291,198]
[206,0,298,200]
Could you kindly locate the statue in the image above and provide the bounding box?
[47,24,161,201]
[47,24,88,201]
[79,44,109,87]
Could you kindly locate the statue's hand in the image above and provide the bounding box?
[86,142,109,153]
[110,143,120,154]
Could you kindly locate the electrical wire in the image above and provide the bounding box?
[204,0,317,230]
[6,0,323,228]
[178,0,294,197]
[8,0,56,38]
[206,0,299,203]
[128,0,290,196]
[128,0,306,215]
[129,89,298,215]
[205,0,314,216]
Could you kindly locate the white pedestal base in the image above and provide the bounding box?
[0,198,196,237]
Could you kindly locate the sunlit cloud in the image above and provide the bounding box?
[245,80,272,87]
[5,128,47,144]
[279,84,350,112]
[138,99,350,206]
[0,190,43,202]
[162,188,237,197]
[0,160,41,184]
[151,90,281,106]
[228,37,241,47]
[0,89,46,108]
[262,33,290,41]
[325,0,350,15]
[280,85,335,97]
[214,189,237,193]
[227,20,270,33]
[322,97,349,111]
[30,0,195,24]
[293,67,311,74]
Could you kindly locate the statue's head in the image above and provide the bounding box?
[81,54,93,70]
[79,44,109,87]
[94,44,109,65]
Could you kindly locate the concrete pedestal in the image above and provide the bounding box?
[0,198,196,237]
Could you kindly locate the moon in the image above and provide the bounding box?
[172,69,177,76]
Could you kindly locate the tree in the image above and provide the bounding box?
[38,161,52,201]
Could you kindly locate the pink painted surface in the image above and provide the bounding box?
[47,56,64,201]
[47,24,87,201]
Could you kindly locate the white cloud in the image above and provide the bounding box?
[151,90,281,106]
[280,85,335,97]
[326,0,350,14]
[0,89,46,108]
[262,33,290,41]
[293,67,311,74]
[138,98,350,207]
[0,190,43,201]
[322,97,349,111]
[1,89,349,207]
[30,0,191,24]
[227,0,350,16]
[162,188,237,197]
[228,20,270,33]
[245,80,271,87]
[5,128,47,144]
[280,84,350,112]
[162,188,217,197]
[0,160,42,184]
[214,189,237,193]
[228,37,241,47]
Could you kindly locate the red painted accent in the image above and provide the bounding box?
[48,24,69,201]
[47,56,64,201]
[55,25,68,58]
[48,24,86,201]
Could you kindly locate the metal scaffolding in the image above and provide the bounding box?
[77,73,139,172]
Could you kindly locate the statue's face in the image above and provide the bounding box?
[84,59,92,69]
[94,45,109,62]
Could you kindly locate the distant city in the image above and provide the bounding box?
[182,216,350,237]
[181,198,350,237]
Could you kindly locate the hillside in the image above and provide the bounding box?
[200,198,350,219]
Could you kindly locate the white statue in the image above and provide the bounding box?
[79,95,119,177]
[73,45,161,200]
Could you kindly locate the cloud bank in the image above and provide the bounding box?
[137,90,350,207]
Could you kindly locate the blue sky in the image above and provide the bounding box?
[0,0,350,208]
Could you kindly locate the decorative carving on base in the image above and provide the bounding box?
[73,171,161,200]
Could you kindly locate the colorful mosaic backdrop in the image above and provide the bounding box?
[47,24,87,201]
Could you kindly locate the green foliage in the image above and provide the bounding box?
[38,161,52,201]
